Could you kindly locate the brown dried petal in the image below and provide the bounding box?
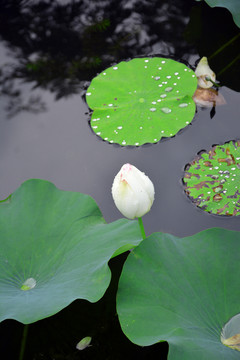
[193,88,226,108]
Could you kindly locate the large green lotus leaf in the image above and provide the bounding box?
[0,179,142,324]
[195,0,240,28]
[86,57,197,146]
[117,229,240,359]
[183,140,240,216]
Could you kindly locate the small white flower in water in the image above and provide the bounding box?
[195,57,216,89]
[76,336,92,350]
[112,163,155,219]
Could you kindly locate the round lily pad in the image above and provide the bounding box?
[183,140,240,215]
[117,229,240,360]
[86,57,197,146]
[0,179,142,324]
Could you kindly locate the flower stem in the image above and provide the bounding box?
[205,77,220,87]
[19,324,29,360]
[217,54,240,77]
[209,33,240,60]
[138,217,146,240]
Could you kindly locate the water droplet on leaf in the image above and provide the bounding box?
[221,313,240,351]
[161,107,172,114]
[21,278,37,291]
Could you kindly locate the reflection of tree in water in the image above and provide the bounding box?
[0,66,47,118]
[0,0,196,117]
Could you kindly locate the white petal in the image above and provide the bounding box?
[195,57,216,89]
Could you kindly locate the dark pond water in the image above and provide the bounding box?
[0,0,240,359]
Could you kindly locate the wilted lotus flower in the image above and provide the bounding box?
[112,163,155,219]
[193,88,226,107]
[195,57,216,89]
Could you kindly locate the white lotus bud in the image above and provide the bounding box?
[195,57,216,89]
[111,163,155,219]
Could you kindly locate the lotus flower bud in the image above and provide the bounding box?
[111,163,155,219]
[195,57,216,89]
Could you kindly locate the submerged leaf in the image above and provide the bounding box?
[0,179,142,324]
[117,229,240,360]
[86,57,197,146]
[183,140,240,215]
